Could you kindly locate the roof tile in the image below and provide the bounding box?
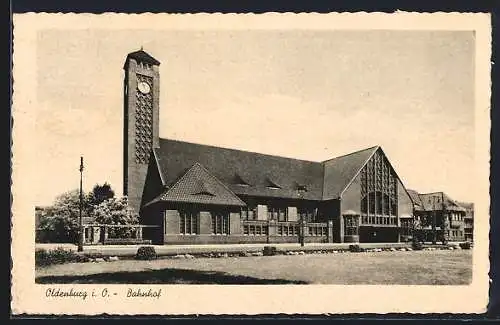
[153,162,246,206]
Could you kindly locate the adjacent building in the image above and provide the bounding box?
[459,202,474,242]
[122,49,416,245]
[407,190,471,243]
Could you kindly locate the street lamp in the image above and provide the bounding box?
[297,186,306,247]
[77,156,84,252]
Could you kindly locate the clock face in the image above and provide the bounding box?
[137,81,151,94]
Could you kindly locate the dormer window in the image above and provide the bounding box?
[296,184,308,197]
[233,173,251,187]
[265,177,281,189]
[193,190,215,196]
[191,180,215,196]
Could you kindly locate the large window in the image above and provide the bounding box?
[212,212,230,235]
[241,204,257,220]
[360,151,398,217]
[180,210,199,235]
[298,206,316,222]
[268,205,288,221]
[400,219,412,236]
[344,216,359,236]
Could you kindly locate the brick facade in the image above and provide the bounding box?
[120,49,469,246]
[123,54,160,214]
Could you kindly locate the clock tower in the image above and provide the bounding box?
[123,49,161,215]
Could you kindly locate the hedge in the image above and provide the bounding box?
[35,247,88,267]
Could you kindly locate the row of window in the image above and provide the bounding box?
[267,206,288,221]
[361,215,398,225]
[277,225,299,236]
[400,219,413,228]
[179,211,198,235]
[240,205,318,222]
[243,225,268,236]
[450,214,464,221]
[309,226,327,236]
[447,230,464,238]
[179,211,230,235]
[239,224,328,237]
[361,192,397,216]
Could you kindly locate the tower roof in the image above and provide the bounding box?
[124,49,161,69]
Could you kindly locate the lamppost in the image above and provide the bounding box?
[77,156,84,252]
[297,187,306,247]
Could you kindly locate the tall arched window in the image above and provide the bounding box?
[360,150,398,222]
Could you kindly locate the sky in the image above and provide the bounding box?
[34,29,475,205]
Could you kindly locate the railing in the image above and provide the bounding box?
[306,222,328,237]
[242,220,269,236]
[276,222,300,236]
[82,223,159,245]
[103,238,152,245]
[241,220,329,237]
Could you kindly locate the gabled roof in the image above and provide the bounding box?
[149,139,408,203]
[407,189,425,211]
[124,49,161,69]
[148,162,245,207]
[410,191,467,212]
[322,146,379,200]
[458,201,474,210]
[153,139,325,200]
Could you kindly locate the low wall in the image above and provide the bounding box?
[44,242,413,258]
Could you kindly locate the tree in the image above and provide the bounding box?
[36,184,138,243]
[88,182,115,207]
[36,189,92,243]
[93,196,139,238]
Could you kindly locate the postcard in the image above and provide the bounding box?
[11,12,491,315]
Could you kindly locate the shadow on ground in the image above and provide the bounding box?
[36,268,309,284]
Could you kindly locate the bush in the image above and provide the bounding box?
[349,244,364,253]
[35,247,85,267]
[412,240,424,251]
[459,242,472,250]
[135,246,157,260]
[263,246,277,256]
[84,252,104,259]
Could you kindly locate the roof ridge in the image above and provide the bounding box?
[337,146,380,198]
[321,145,379,164]
[419,191,445,195]
[159,137,320,164]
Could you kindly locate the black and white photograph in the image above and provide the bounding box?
[11,13,491,315]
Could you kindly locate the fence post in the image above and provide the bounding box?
[267,220,270,244]
[328,221,333,243]
[81,226,86,244]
